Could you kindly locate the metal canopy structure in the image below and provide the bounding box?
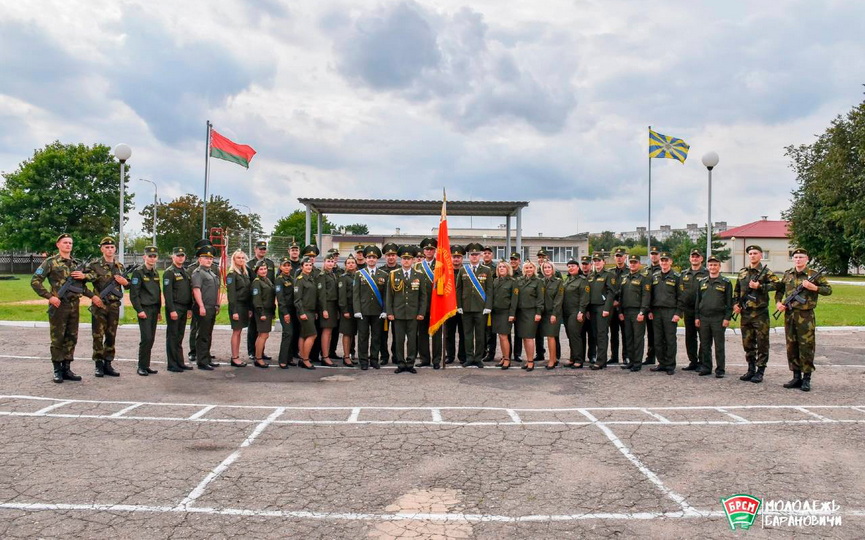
[298,198,529,255]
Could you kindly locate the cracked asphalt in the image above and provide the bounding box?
[0,324,863,538]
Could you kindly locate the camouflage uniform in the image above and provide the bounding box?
[31,255,82,363]
[83,257,125,364]
[732,264,779,370]
[775,268,832,374]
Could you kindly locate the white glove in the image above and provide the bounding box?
[354,312,362,319]
[482,309,491,315]
[379,312,387,319]
[457,308,463,314]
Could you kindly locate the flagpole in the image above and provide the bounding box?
[202,120,212,239]
[647,125,652,256]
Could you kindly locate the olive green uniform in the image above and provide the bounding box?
[226,270,252,330]
[681,266,709,367]
[514,276,544,339]
[618,271,651,369]
[733,264,779,369]
[31,255,83,363]
[587,269,615,366]
[608,265,628,362]
[386,267,428,367]
[191,266,220,366]
[163,264,193,370]
[129,266,162,370]
[775,268,832,374]
[83,257,125,364]
[562,274,590,363]
[246,256,276,355]
[644,263,662,363]
[414,259,442,366]
[541,276,564,337]
[251,276,275,333]
[293,273,319,339]
[456,263,494,366]
[490,275,518,335]
[650,270,684,372]
[338,271,357,336]
[353,267,389,367]
[695,275,732,374]
[275,272,295,365]
[316,270,339,329]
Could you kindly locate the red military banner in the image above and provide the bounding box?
[428,192,457,335]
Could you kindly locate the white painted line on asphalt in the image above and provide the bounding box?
[853,407,865,415]
[110,403,143,418]
[187,405,216,420]
[32,401,72,415]
[577,408,698,516]
[347,407,361,423]
[506,409,523,424]
[715,408,750,423]
[795,407,835,422]
[640,409,671,423]
[430,408,442,422]
[176,407,285,510]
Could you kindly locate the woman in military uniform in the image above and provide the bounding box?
[491,261,518,369]
[540,261,564,369]
[251,261,275,368]
[514,262,544,371]
[338,256,358,367]
[275,258,295,369]
[317,255,339,367]
[293,258,318,369]
[226,250,251,367]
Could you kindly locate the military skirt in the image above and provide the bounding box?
[339,312,357,336]
[515,308,539,339]
[319,300,339,329]
[540,311,561,337]
[230,301,250,330]
[298,315,317,338]
[491,309,513,335]
[255,313,274,333]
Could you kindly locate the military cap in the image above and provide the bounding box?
[172,247,186,255]
[353,244,365,252]
[56,233,71,243]
[706,255,721,264]
[510,252,521,260]
[482,245,493,253]
[324,252,338,261]
[194,238,212,249]
[689,249,702,257]
[614,248,627,256]
[100,236,116,246]
[197,245,215,257]
[791,248,808,256]
[253,259,270,270]
[327,248,339,255]
[628,254,640,263]
[289,241,300,249]
[650,246,659,254]
[398,245,415,258]
[302,244,320,257]
[537,249,549,257]
[465,242,484,254]
[255,240,267,249]
[659,251,672,260]
[451,244,466,256]
[419,238,438,249]
[363,245,382,258]
[279,256,292,265]
[144,246,158,255]
[592,252,603,261]
[382,242,399,255]
[745,245,763,253]
[566,258,579,266]
[580,255,592,263]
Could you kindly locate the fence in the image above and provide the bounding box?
[0,254,47,274]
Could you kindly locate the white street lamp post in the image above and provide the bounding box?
[113,143,131,319]
[701,151,720,258]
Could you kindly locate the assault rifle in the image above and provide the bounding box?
[98,263,139,302]
[772,268,827,320]
[56,259,87,302]
[731,265,769,322]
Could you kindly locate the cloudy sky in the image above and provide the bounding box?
[2,0,863,239]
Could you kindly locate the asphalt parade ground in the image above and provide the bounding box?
[0,324,863,538]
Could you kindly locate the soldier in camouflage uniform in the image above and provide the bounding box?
[775,248,832,392]
[82,236,128,377]
[695,255,732,377]
[31,233,86,383]
[732,245,780,383]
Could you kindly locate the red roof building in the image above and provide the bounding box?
[719,218,793,272]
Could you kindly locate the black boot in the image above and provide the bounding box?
[94,360,105,377]
[62,361,82,381]
[52,362,64,384]
[750,366,765,384]
[783,371,802,389]
[801,372,812,392]
[103,359,120,377]
[682,363,699,371]
[739,361,756,381]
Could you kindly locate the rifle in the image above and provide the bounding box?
[56,259,87,302]
[773,268,827,319]
[98,263,139,302]
[731,265,769,321]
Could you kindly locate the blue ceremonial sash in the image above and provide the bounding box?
[464,265,486,302]
[421,259,434,282]
[360,268,384,308]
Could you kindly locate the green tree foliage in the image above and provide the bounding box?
[588,230,618,254]
[695,230,731,263]
[272,209,334,243]
[784,96,865,274]
[139,194,262,254]
[341,223,370,235]
[666,230,696,270]
[0,141,133,257]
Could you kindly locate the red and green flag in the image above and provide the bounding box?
[210,129,256,169]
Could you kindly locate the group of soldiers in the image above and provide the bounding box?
[32,233,831,391]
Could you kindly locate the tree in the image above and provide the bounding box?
[588,230,619,254]
[784,95,865,274]
[139,194,263,254]
[0,141,133,257]
[666,230,697,270]
[695,230,731,263]
[341,223,370,235]
[272,209,334,244]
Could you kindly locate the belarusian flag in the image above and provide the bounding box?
[428,191,457,335]
[210,129,256,169]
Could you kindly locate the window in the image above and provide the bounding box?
[540,246,576,263]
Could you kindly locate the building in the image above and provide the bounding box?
[619,222,729,242]
[719,217,792,272]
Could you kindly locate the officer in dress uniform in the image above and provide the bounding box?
[509,252,523,361]
[481,245,497,362]
[608,248,629,364]
[82,236,128,377]
[578,255,595,365]
[353,245,389,370]
[379,242,401,364]
[163,246,194,372]
[387,245,427,373]
[247,240,276,361]
[587,252,615,370]
[457,242,493,368]
[618,255,651,372]
[275,256,296,369]
[130,246,162,376]
[415,237,442,368]
[445,245,467,364]
[648,252,684,375]
[561,258,590,368]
